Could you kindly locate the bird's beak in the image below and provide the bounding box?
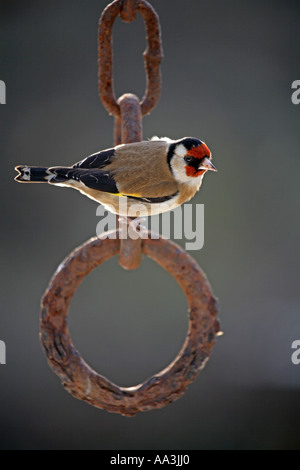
[198,157,217,172]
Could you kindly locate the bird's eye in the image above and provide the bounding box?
[184,156,192,164]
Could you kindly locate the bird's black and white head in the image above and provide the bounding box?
[167,137,217,184]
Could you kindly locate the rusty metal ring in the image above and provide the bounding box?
[40,231,220,416]
[98,0,163,117]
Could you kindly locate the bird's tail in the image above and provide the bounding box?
[14,166,51,183]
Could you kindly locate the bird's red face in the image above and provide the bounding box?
[184,142,216,177]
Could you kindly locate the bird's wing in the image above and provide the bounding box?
[49,167,119,194]
[78,170,119,193]
[49,167,178,203]
[72,148,115,169]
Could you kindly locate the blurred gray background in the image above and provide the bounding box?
[1,0,300,450]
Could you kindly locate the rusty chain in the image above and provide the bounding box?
[98,0,163,120]
[40,0,220,416]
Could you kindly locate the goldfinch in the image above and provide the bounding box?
[14,137,216,216]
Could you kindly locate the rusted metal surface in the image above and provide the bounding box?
[138,1,163,116]
[118,215,143,270]
[98,0,121,117]
[118,93,142,144]
[117,92,143,269]
[40,230,220,416]
[120,0,138,22]
[98,0,163,118]
[39,0,220,415]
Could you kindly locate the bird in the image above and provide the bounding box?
[14,136,217,217]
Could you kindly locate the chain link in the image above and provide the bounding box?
[98,0,163,119]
